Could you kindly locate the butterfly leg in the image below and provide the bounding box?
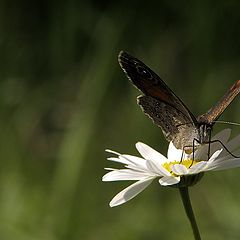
[181,140,198,166]
[180,150,185,163]
[206,126,212,160]
[209,139,240,158]
[188,138,199,167]
[180,145,193,163]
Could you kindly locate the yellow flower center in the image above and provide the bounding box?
[163,159,201,175]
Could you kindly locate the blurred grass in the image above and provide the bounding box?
[1,1,240,239]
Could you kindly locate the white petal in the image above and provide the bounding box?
[102,169,152,181]
[171,164,188,175]
[107,157,130,165]
[125,164,148,172]
[159,176,180,186]
[206,158,240,171]
[207,149,223,164]
[194,139,224,161]
[121,155,147,169]
[224,134,240,153]
[107,154,148,171]
[105,149,121,155]
[188,161,208,174]
[199,149,224,171]
[206,129,232,156]
[212,129,231,143]
[194,144,209,160]
[109,178,154,207]
[106,149,136,165]
[104,167,119,171]
[146,160,171,176]
[167,142,184,162]
[231,149,240,158]
[106,149,147,167]
[136,142,167,164]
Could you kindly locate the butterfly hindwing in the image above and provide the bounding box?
[138,95,198,149]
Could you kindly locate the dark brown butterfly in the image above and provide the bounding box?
[118,51,240,150]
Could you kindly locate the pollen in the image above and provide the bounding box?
[163,159,200,173]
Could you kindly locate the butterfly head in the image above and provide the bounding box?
[197,115,214,144]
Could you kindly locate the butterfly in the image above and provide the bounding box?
[118,51,240,150]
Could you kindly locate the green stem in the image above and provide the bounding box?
[179,187,201,240]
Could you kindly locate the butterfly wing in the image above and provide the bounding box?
[118,51,199,149]
[138,95,199,149]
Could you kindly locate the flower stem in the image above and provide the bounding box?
[179,187,201,240]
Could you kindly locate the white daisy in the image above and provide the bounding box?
[102,129,240,207]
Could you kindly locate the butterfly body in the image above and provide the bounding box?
[118,51,240,150]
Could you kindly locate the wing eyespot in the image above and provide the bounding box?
[136,65,153,80]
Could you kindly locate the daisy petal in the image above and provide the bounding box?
[212,129,231,143]
[207,158,240,171]
[146,160,171,176]
[121,155,147,168]
[167,142,184,162]
[105,149,121,155]
[209,149,223,162]
[189,161,208,174]
[136,142,167,164]
[102,169,152,181]
[109,178,154,207]
[224,134,240,152]
[171,164,188,175]
[104,167,119,171]
[107,157,130,165]
[196,150,223,171]
[207,129,232,155]
[194,144,209,160]
[159,176,180,186]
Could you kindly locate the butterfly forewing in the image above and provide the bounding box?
[118,51,199,149]
[118,51,197,123]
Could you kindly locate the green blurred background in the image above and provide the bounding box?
[1,1,240,239]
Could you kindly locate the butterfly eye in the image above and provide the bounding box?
[136,66,153,79]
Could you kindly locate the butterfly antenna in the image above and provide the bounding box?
[212,120,240,126]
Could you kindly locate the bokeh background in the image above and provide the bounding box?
[1,1,240,239]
